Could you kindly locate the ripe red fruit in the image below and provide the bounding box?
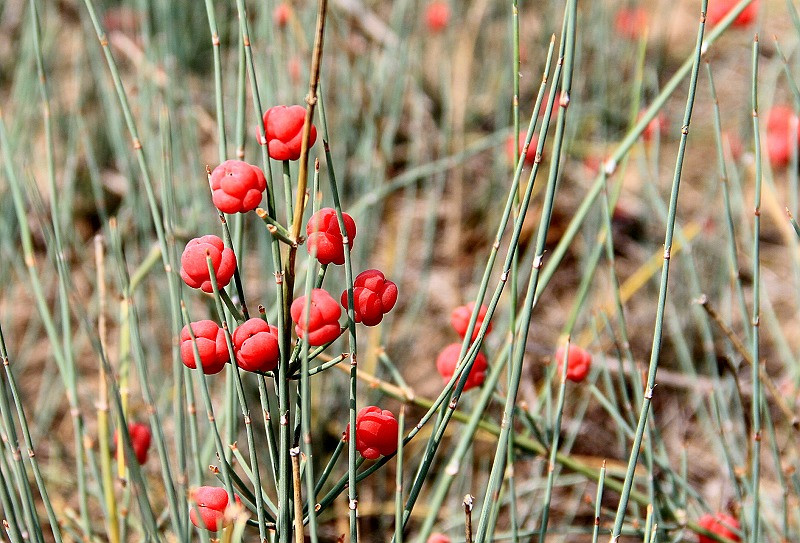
[707,0,758,27]
[436,344,488,391]
[114,422,151,465]
[342,269,398,326]
[614,7,648,41]
[767,106,800,168]
[232,319,280,373]
[273,3,291,27]
[262,105,317,161]
[180,235,236,293]
[427,535,451,543]
[189,486,240,532]
[450,302,492,341]
[554,344,592,383]
[306,208,357,265]
[210,160,266,214]
[180,320,229,375]
[345,406,399,460]
[640,112,668,143]
[506,132,539,166]
[291,289,342,346]
[425,1,450,32]
[696,512,740,543]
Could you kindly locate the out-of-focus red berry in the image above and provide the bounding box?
[180,235,236,293]
[614,7,648,41]
[114,422,151,465]
[210,160,266,214]
[436,344,488,391]
[180,320,229,374]
[425,1,450,32]
[707,0,758,27]
[554,344,592,383]
[506,132,539,166]
[273,3,291,27]
[450,302,492,341]
[306,208,357,265]
[427,534,451,543]
[262,105,316,161]
[696,512,741,543]
[342,269,398,326]
[232,319,280,373]
[767,106,800,168]
[345,406,399,460]
[291,289,342,346]
[641,112,668,143]
[189,486,240,532]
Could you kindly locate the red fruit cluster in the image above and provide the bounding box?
[343,269,398,326]
[180,235,236,293]
[273,3,291,27]
[696,512,740,543]
[262,105,317,161]
[180,320,229,374]
[232,319,280,373]
[346,406,399,460]
[425,1,450,32]
[554,344,592,383]
[114,422,151,465]
[306,208,357,265]
[450,302,493,341]
[291,289,342,346]
[190,486,240,532]
[767,106,800,168]
[436,344,488,391]
[707,0,758,27]
[506,132,539,166]
[614,7,648,41]
[210,160,266,214]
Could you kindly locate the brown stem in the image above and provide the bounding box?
[463,494,474,543]
[291,448,304,543]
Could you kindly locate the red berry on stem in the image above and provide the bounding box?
[554,344,592,383]
[766,106,800,168]
[232,319,280,373]
[180,235,236,293]
[614,7,648,41]
[707,0,758,27]
[114,422,151,465]
[436,344,488,391]
[262,105,317,161]
[506,132,538,166]
[180,320,229,374]
[189,486,240,531]
[425,1,450,32]
[696,513,740,543]
[345,406,399,460]
[342,269,398,326]
[306,207,357,265]
[427,535,451,543]
[291,289,342,346]
[450,302,492,341]
[273,3,290,27]
[210,160,266,214]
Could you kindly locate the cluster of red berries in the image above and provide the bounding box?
[696,512,741,543]
[114,422,152,466]
[554,344,592,383]
[435,302,493,391]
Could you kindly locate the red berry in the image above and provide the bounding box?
[306,208,357,266]
[425,1,450,32]
[273,3,291,27]
[232,319,280,373]
[506,132,539,166]
[180,320,229,375]
[210,160,266,214]
[262,105,317,161]
[707,0,758,27]
[114,422,151,465]
[291,289,342,346]
[614,7,648,41]
[345,406,399,460]
[640,112,667,143]
[554,344,592,383]
[342,269,398,326]
[180,235,236,293]
[767,106,800,168]
[450,302,492,341]
[436,344,488,391]
[696,513,740,543]
[427,535,451,543]
[189,486,240,532]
